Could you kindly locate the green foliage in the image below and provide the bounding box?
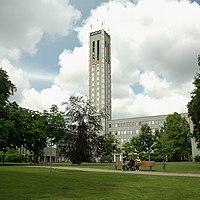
[163,112,191,161]
[43,104,66,144]
[122,124,155,160]
[187,54,200,148]
[0,150,25,163]
[59,95,105,164]
[5,153,25,162]
[0,68,16,105]
[123,136,138,156]
[136,124,155,160]
[194,155,200,162]
[0,68,17,153]
[0,152,5,162]
[97,134,119,162]
[23,110,47,159]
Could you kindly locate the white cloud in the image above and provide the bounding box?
[54,45,88,95]
[2,0,200,119]
[0,59,30,103]
[75,0,200,118]
[0,0,81,57]
[20,85,68,112]
[0,0,81,111]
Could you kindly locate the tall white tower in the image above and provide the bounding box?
[88,30,111,134]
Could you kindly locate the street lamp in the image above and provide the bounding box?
[161,127,166,172]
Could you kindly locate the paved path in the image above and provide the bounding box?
[38,166,200,178]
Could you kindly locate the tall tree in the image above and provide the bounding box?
[0,68,17,161]
[187,55,200,148]
[23,110,47,162]
[0,68,16,106]
[43,105,66,144]
[163,112,191,161]
[152,128,165,161]
[136,124,155,160]
[96,134,119,162]
[59,95,105,164]
[123,136,138,156]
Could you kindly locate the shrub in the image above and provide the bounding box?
[5,153,25,162]
[0,152,6,162]
[194,155,200,162]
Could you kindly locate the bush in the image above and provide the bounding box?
[5,153,25,162]
[0,152,6,162]
[194,155,200,162]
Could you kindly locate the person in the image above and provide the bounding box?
[128,158,135,171]
[135,156,141,171]
[122,155,127,171]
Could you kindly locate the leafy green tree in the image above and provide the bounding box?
[23,110,47,162]
[123,136,138,156]
[43,104,66,144]
[136,124,155,160]
[163,112,191,161]
[0,68,17,164]
[59,95,105,164]
[0,68,16,106]
[97,134,119,162]
[152,128,165,161]
[187,55,200,148]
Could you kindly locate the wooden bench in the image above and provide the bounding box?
[114,161,129,170]
[140,161,155,171]
[115,160,155,171]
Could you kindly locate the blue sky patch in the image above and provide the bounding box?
[131,82,144,95]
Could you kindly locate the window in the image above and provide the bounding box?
[105,41,107,61]
[92,41,95,60]
[107,43,110,63]
[97,40,99,60]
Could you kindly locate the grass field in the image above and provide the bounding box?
[0,164,200,200]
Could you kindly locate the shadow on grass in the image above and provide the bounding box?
[0,162,30,167]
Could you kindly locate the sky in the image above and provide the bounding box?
[1,0,200,119]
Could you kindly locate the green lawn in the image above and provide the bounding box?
[0,165,200,200]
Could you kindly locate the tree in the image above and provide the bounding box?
[59,95,105,164]
[163,112,191,161]
[0,68,16,106]
[122,136,138,156]
[152,128,165,161]
[43,104,66,144]
[96,134,119,162]
[23,110,47,162]
[187,55,200,148]
[136,124,155,160]
[0,68,17,164]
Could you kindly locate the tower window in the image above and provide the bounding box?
[107,43,110,64]
[105,41,107,61]
[92,41,95,60]
[97,40,99,61]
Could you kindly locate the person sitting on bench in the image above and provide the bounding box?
[127,158,135,171]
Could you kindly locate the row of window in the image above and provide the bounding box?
[109,120,164,128]
[110,129,156,136]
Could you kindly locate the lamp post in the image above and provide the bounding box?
[161,127,166,172]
